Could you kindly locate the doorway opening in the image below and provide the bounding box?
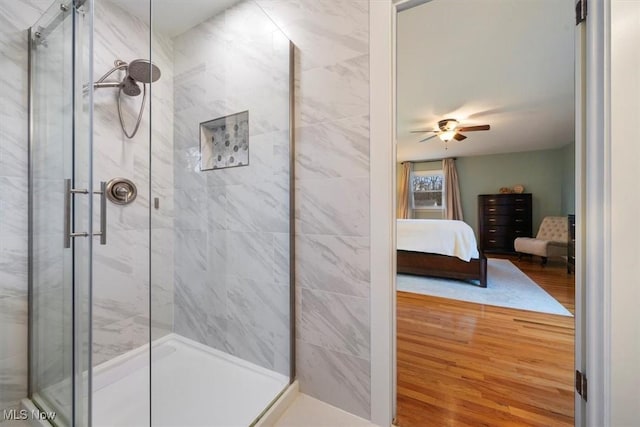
[393,1,580,425]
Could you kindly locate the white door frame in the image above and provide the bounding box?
[369,1,396,424]
[583,0,610,424]
[574,7,588,426]
[368,1,611,426]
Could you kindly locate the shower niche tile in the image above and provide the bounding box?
[200,111,249,171]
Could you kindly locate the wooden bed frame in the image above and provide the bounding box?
[397,250,488,288]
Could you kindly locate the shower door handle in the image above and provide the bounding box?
[64,179,90,248]
[63,178,89,249]
[63,179,107,248]
[94,181,107,245]
[64,179,71,248]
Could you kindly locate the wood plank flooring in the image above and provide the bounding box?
[396,256,575,427]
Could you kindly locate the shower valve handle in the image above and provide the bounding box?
[105,178,137,206]
[114,185,130,202]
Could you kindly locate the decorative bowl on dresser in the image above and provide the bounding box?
[478,193,533,253]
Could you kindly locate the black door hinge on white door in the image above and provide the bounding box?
[576,0,587,25]
[576,370,588,401]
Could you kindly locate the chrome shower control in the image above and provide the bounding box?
[105,178,137,205]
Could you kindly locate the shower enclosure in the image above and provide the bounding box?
[28,0,294,425]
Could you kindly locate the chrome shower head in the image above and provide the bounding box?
[127,59,161,84]
[121,76,142,96]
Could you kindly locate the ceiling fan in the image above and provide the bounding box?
[412,118,490,143]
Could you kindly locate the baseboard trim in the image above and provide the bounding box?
[255,380,300,426]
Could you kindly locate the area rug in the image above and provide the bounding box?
[397,258,572,316]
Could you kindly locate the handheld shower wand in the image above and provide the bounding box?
[92,59,161,138]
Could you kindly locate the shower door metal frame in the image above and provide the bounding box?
[246,39,297,427]
[27,0,94,425]
[27,24,34,404]
[288,40,296,385]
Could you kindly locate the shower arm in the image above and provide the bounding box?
[94,81,123,89]
[94,60,128,89]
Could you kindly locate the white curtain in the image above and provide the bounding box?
[443,158,463,220]
[398,162,413,219]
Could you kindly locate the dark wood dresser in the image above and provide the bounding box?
[478,193,533,253]
[568,214,575,274]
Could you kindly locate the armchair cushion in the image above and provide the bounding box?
[514,216,568,259]
[514,237,566,257]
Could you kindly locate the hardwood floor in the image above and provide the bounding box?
[396,256,575,427]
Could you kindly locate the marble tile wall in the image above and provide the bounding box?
[92,0,174,366]
[1,0,371,421]
[256,0,372,419]
[0,0,56,414]
[171,0,292,377]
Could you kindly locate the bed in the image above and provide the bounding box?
[397,219,487,287]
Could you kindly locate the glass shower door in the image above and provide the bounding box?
[29,1,92,425]
[150,1,293,425]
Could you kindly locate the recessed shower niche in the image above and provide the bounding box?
[200,111,250,170]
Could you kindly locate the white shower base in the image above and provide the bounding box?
[92,333,289,427]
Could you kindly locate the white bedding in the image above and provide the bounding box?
[397,219,480,262]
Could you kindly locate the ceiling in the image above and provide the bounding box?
[396,0,575,162]
[109,0,241,38]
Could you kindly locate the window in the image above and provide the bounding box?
[411,170,445,210]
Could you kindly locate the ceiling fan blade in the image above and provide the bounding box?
[411,130,438,133]
[419,134,438,143]
[457,125,490,132]
[453,133,467,141]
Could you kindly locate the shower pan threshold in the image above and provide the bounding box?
[92,333,289,426]
[31,334,288,426]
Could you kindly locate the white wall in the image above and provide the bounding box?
[610,1,640,424]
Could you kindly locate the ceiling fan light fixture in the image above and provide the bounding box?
[442,119,459,131]
[412,118,489,144]
[439,130,456,142]
[438,119,460,132]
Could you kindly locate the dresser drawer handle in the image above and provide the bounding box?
[515,230,522,234]
[489,208,496,212]
[515,219,523,223]
[489,229,496,233]
[515,208,524,212]
[515,198,524,202]
[489,218,496,222]
[489,239,496,243]
[488,199,496,202]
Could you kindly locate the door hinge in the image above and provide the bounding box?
[576,370,588,401]
[576,0,587,25]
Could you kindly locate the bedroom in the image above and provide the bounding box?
[394,0,576,426]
